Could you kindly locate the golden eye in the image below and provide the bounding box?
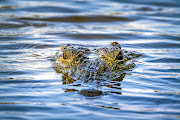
[61,46,64,50]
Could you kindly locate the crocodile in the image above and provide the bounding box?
[53,42,140,97]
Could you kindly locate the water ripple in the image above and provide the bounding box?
[0,0,180,120]
[16,15,133,23]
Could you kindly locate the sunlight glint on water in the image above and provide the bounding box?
[0,0,180,120]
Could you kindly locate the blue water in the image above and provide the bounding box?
[0,0,180,119]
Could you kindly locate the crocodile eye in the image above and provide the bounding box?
[110,42,119,46]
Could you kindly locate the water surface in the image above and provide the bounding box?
[0,0,180,120]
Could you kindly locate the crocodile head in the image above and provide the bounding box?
[53,42,140,97]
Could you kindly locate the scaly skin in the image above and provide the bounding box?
[53,42,140,97]
[54,42,138,78]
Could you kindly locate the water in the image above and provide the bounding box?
[0,0,180,119]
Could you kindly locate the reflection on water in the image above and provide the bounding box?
[0,0,180,119]
[59,70,127,97]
